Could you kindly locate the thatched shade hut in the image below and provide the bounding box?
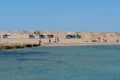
[29,34,35,39]
[2,34,11,39]
[66,34,75,39]
[39,34,54,39]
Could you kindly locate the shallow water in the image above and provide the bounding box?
[0,45,120,80]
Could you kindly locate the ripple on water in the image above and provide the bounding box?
[0,45,120,80]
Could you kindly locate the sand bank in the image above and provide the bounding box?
[0,31,120,50]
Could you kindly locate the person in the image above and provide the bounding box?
[54,37,57,43]
[116,39,119,42]
[39,39,41,46]
[49,38,51,43]
[104,39,107,42]
[98,37,101,42]
[57,37,59,42]
[0,35,1,44]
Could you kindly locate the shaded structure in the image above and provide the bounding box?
[29,34,35,39]
[2,34,11,39]
[66,34,75,39]
[39,34,54,39]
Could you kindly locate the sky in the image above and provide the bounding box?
[0,0,120,32]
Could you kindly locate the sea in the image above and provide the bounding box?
[0,45,120,80]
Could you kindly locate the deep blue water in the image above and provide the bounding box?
[0,45,120,80]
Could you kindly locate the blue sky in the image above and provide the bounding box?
[0,0,120,32]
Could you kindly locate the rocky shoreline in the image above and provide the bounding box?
[0,43,40,51]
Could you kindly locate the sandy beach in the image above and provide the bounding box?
[0,31,120,49]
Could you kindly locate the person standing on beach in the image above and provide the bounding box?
[49,38,51,43]
[54,37,59,43]
[0,35,1,43]
[98,37,101,42]
[57,37,59,42]
[39,39,42,46]
[54,37,57,43]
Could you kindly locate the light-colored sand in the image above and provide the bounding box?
[0,31,120,47]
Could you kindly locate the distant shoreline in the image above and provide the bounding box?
[1,42,120,51]
[1,31,120,50]
[43,42,120,46]
[1,41,120,51]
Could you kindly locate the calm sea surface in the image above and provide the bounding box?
[0,45,120,80]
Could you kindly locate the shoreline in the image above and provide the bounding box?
[1,42,120,51]
[0,43,40,51]
[1,31,120,50]
[43,42,120,46]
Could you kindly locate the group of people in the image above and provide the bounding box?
[39,37,60,46]
[86,37,119,43]
[48,37,60,43]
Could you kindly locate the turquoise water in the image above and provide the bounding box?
[0,45,120,80]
